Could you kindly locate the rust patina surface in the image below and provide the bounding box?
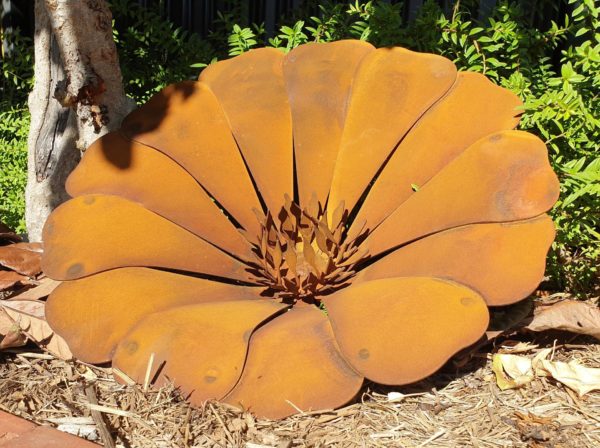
[42,40,559,419]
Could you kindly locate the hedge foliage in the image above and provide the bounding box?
[0,0,598,294]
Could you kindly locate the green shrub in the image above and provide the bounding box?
[109,0,216,103]
[0,27,33,233]
[0,105,29,233]
[0,27,34,104]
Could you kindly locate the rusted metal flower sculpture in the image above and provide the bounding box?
[42,41,559,419]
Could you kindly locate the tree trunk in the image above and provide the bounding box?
[25,0,135,241]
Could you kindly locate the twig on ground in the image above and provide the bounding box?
[84,384,116,448]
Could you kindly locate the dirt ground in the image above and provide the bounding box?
[1,330,599,448]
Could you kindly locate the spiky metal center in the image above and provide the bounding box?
[246,194,368,305]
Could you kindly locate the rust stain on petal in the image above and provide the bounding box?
[364,130,559,256]
[328,47,457,220]
[351,71,523,233]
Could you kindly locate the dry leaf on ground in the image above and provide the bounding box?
[499,341,539,354]
[0,229,43,293]
[6,277,61,301]
[513,411,561,445]
[0,270,31,291]
[492,354,535,390]
[0,221,21,244]
[0,300,72,360]
[492,347,600,397]
[0,307,26,349]
[0,243,42,277]
[525,300,600,340]
[538,359,600,396]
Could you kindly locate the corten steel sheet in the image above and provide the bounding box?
[46,268,260,363]
[283,40,374,207]
[323,277,489,385]
[68,132,251,258]
[121,81,263,236]
[199,48,294,214]
[112,300,288,402]
[350,72,523,235]
[356,215,555,306]
[42,195,251,282]
[224,306,363,419]
[327,47,457,221]
[364,130,560,256]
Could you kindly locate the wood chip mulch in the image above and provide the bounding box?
[1,333,599,447]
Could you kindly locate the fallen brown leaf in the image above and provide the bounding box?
[0,308,27,349]
[538,359,600,396]
[0,330,27,349]
[0,307,14,334]
[525,300,600,340]
[514,411,559,445]
[0,299,72,360]
[0,270,31,290]
[13,242,43,252]
[0,244,42,276]
[0,221,21,244]
[7,277,61,301]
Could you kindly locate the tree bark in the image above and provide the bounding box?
[25,0,135,241]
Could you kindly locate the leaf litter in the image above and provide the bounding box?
[525,300,600,340]
[493,347,600,396]
[0,223,43,293]
[0,278,69,358]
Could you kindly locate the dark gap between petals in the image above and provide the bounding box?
[230,133,268,216]
[292,136,300,206]
[343,77,461,233]
[149,267,260,287]
[219,304,291,401]
[356,218,525,272]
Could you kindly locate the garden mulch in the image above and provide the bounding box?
[0,331,599,447]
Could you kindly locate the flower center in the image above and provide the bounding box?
[246,194,368,306]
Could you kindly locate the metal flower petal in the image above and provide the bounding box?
[322,277,489,385]
[43,40,559,418]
